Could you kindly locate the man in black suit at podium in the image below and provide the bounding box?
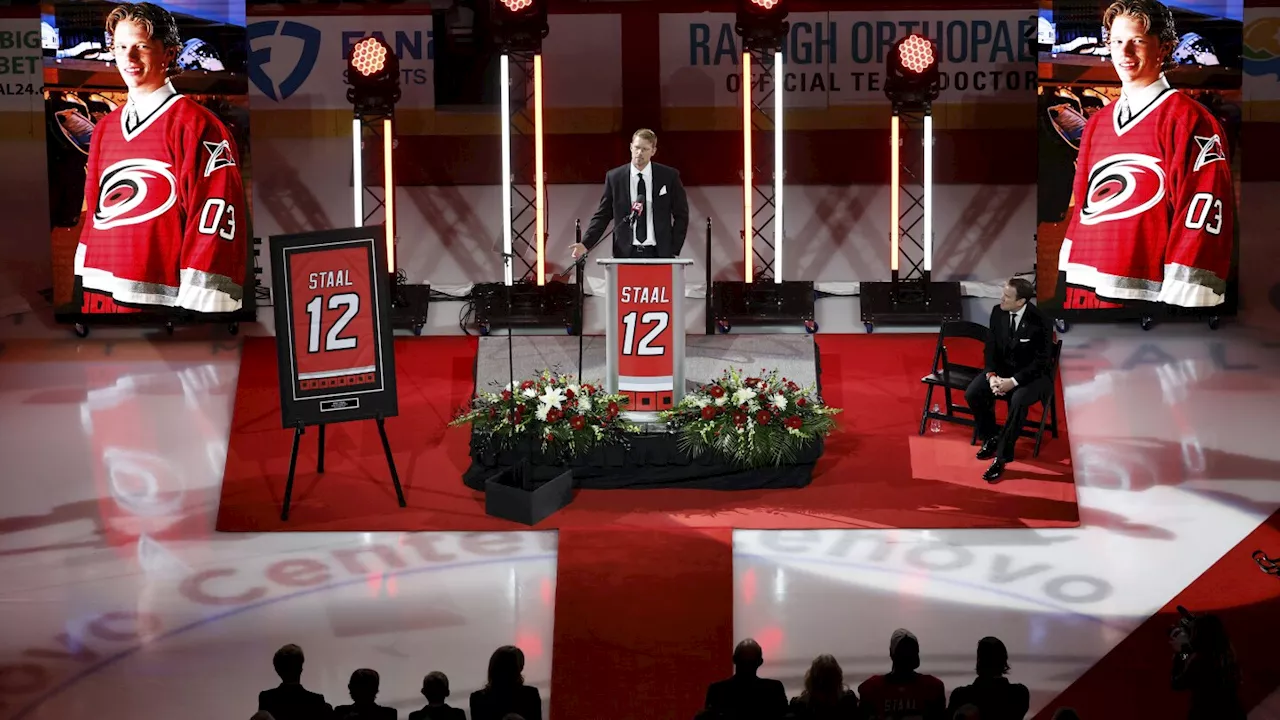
[570,128,690,260]
[965,277,1054,483]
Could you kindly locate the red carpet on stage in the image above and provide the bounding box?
[215,334,1078,532]
[549,527,734,720]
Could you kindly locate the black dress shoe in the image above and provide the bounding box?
[976,437,1000,460]
[983,459,1006,482]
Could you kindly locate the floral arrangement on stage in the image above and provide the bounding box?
[659,367,840,468]
[450,371,637,458]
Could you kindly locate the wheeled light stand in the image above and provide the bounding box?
[710,46,815,335]
[352,111,430,335]
[859,106,961,332]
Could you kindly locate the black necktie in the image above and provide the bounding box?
[635,174,648,243]
[1010,311,1017,334]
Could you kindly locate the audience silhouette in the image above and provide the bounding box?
[334,668,397,719]
[704,638,789,720]
[856,629,946,720]
[258,644,334,720]
[408,671,466,720]
[469,645,543,720]
[786,654,858,719]
[946,637,1030,720]
[254,635,1070,720]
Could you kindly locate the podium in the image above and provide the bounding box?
[598,258,693,422]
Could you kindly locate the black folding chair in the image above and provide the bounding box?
[919,321,990,435]
[996,338,1062,458]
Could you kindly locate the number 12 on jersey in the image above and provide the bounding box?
[621,311,669,356]
[306,293,360,353]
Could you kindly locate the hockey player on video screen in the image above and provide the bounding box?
[74,2,246,314]
[1057,0,1234,309]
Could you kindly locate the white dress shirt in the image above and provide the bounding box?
[1008,303,1028,387]
[1009,303,1026,333]
[1117,75,1170,124]
[123,80,178,134]
[629,162,656,247]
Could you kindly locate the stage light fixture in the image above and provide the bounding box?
[736,0,789,52]
[885,33,940,110]
[346,36,401,115]
[491,0,549,53]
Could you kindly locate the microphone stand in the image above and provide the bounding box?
[499,251,529,491]
[575,220,591,378]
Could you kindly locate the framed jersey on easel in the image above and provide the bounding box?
[270,226,398,429]
[269,226,404,520]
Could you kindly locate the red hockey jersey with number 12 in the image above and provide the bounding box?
[75,92,247,313]
[1059,88,1233,308]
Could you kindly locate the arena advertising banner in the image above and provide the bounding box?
[0,18,41,113]
[1244,8,1280,102]
[247,15,435,110]
[1035,0,1242,324]
[247,13,620,112]
[660,11,1038,109]
[44,0,253,326]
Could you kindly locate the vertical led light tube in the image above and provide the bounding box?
[352,118,363,227]
[743,52,753,283]
[500,54,513,286]
[534,54,546,286]
[773,49,783,284]
[890,113,899,274]
[923,113,933,273]
[383,117,395,273]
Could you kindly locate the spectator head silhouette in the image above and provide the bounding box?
[272,644,305,683]
[422,670,450,703]
[250,712,275,720]
[486,645,527,690]
[1051,709,1080,720]
[500,715,525,720]
[348,668,380,704]
[889,628,920,672]
[976,636,1011,677]
[952,704,980,720]
[732,639,765,676]
[803,654,845,706]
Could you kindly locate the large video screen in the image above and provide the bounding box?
[44,0,251,322]
[1036,0,1242,320]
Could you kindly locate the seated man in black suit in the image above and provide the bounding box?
[408,671,465,720]
[259,644,333,720]
[965,277,1054,482]
[704,638,788,720]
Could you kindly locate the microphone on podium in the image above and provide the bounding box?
[626,201,643,225]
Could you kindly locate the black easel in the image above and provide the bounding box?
[280,416,406,521]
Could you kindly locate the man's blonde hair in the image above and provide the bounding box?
[632,128,657,147]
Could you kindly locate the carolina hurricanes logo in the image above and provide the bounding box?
[1078,153,1166,226]
[93,159,179,230]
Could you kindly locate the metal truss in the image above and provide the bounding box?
[893,108,929,282]
[747,47,781,282]
[505,51,542,283]
[357,111,393,258]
